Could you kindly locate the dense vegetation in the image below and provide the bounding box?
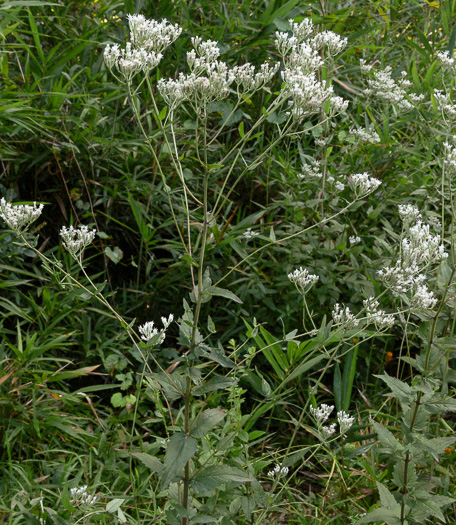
[1,0,456,523]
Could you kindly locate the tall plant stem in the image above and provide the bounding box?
[182,129,210,524]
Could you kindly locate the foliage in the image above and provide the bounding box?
[1,0,456,524]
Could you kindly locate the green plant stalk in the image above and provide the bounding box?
[182,119,210,525]
[399,266,456,523]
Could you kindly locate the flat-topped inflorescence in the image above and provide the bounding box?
[0,198,44,234]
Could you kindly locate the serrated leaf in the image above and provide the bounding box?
[206,286,243,304]
[162,433,198,488]
[373,421,403,452]
[374,373,414,404]
[192,376,237,396]
[356,507,401,525]
[131,452,163,475]
[148,372,186,402]
[191,465,253,493]
[190,409,226,438]
[377,481,400,511]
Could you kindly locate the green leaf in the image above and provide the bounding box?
[282,354,326,385]
[131,452,163,475]
[192,376,237,396]
[104,246,124,264]
[238,121,245,138]
[148,372,186,402]
[162,433,198,488]
[190,408,226,438]
[356,507,401,525]
[373,421,402,453]
[191,465,253,494]
[106,499,124,513]
[206,286,243,304]
[374,373,414,404]
[158,106,167,120]
[377,481,400,511]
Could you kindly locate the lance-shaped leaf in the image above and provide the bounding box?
[191,465,253,494]
[192,376,237,396]
[190,409,226,439]
[131,452,163,475]
[162,433,198,489]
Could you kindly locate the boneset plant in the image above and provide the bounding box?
[2,10,455,525]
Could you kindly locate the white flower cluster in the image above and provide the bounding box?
[60,225,96,258]
[232,62,280,95]
[337,410,355,434]
[159,36,243,108]
[288,267,319,292]
[437,50,456,75]
[443,138,456,175]
[359,59,373,73]
[310,404,354,439]
[349,235,361,246]
[310,403,333,423]
[281,68,334,119]
[297,158,322,179]
[70,486,97,507]
[434,90,456,121]
[275,19,347,121]
[243,227,259,240]
[350,172,382,197]
[364,67,413,111]
[104,15,181,83]
[348,126,380,144]
[312,31,348,56]
[0,198,44,234]
[322,423,337,438]
[398,204,422,224]
[127,14,181,53]
[332,303,359,330]
[363,297,395,329]
[139,314,174,344]
[378,208,447,310]
[267,463,289,478]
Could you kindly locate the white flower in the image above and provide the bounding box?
[359,59,373,73]
[289,18,314,42]
[332,304,359,330]
[60,225,96,258]
[363,297,395,329]
[322,423,337,438]
[310,404,334,423]
[398,204,422,224]
[443,138,456,175]
[297,158,322,180]
[350,172,381,196]
[0,198,44,234]
[233,62,280,94]
[127,15,182,53]
[311,31,347,56]
[349,235,361,246]
[411,283,438,310]
[364,66,413,111]
[349,126,380,144]
[244,228,259,240]
[337,410,354,434]
[281,68,333,120]
[335,181,345,192]
[267,463,289,478]
[288,267,319,292]
[70,485,97,507]
[434,90,456,121]
[139,314,173,344]
[437,50,456,74]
